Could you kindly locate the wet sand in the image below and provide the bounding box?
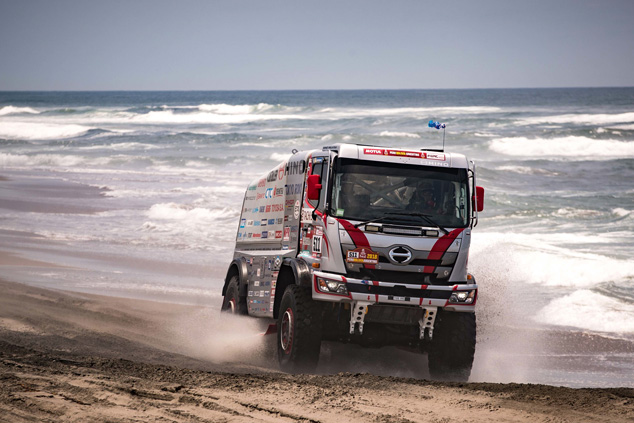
[1,278,633,423]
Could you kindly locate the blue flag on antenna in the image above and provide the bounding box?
[428,120,446,130]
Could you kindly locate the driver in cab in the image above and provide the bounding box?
[408,181,443,215]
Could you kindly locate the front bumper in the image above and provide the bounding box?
[312,270,478,312]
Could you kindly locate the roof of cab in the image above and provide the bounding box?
[329,143,469,169]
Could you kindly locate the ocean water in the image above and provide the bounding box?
[1,89,633,385]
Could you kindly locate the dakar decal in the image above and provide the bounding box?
[346,247,379,265]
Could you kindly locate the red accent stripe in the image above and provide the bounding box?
[338,219,370,247]
[423,228,465,274]
[338,218,375,270]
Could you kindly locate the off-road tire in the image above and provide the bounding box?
[277,285,322,373]
[221,276,247,315]
[427,311,476,382]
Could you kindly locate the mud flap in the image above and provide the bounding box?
[262,323,277,336]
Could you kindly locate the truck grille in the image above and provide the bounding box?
[347,282,453,300]
[345,268,451,285]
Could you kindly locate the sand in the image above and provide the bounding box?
[0,278,632,423]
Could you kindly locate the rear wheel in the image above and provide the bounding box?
[427,311,476,382]
[221,276,247,315]
[277,285,322,373]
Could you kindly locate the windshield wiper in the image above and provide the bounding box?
[385,212,449,235]
[353,215,394,228]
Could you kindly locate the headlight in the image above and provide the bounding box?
[317,277,348,295]
[449,290,476,304]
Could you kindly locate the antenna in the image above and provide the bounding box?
[428,120,447,152]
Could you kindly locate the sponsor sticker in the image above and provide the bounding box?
[301,208,313,221]
[425,152,446,161]
[346,247,379,265]
[363,147,444,161]
[294,200,301,219]
[387,149,423,158]
[364,148,385,155]
[283,227,291,241]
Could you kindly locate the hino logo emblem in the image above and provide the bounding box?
[388,246,413,265]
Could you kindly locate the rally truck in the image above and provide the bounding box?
[221,143,484,381]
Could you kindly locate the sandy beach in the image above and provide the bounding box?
[1,276,632,423]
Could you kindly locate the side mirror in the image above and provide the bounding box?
[307,174,322,201]
[475,186,485,212]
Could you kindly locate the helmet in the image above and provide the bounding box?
[414,181,436,208]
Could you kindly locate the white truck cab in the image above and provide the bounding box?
[222,143,484,380]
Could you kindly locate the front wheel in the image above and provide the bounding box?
[277,285,322,373]
[221,276,247,315]
[427,311,476,382]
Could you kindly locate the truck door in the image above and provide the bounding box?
[300,154,330,261]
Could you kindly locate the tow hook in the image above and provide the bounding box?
[419,307,438,340]
[349,301,371,335]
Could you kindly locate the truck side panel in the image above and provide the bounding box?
[233,151,313,317]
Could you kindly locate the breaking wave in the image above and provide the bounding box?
[146,203,237,222]
[133,110,302,124]
[518,111,634,126]
[471,232,634,289]
[489,136,634,159]
[0,106,40,116]
[0,122,93,140]
[0,152,110,167]
[197,103,294,114]
[378,131,420,138]
[535,290,634,333]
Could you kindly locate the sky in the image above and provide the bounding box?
[1,0,633,90]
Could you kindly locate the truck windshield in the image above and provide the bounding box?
[330,158,469,228]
